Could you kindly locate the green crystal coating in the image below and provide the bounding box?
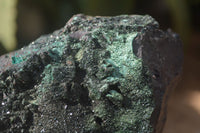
[0,14,160,133]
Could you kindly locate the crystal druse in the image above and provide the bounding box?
[0,14,183,133]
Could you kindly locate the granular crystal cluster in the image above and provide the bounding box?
[0,14,183,133]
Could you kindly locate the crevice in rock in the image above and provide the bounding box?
[74,63,86,84]
[108,83,121,93]
[73,64,91,106]
[94,116,103,125]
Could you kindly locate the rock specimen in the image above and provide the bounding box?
[0,14,183,133]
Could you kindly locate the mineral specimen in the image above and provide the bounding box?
[0,14,183,133]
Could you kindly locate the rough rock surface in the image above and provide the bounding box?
[0,14,183,133]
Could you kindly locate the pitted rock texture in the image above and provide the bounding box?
[0,14,183,133]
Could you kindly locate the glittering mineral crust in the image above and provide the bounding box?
[0,14,183,133]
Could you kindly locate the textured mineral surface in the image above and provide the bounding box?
[0,14,183,133]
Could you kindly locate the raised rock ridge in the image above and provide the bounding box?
[0,14,183,133]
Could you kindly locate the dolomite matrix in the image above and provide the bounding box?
[0,14,183,133]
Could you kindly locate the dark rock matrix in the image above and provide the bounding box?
[0,14,183,133]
